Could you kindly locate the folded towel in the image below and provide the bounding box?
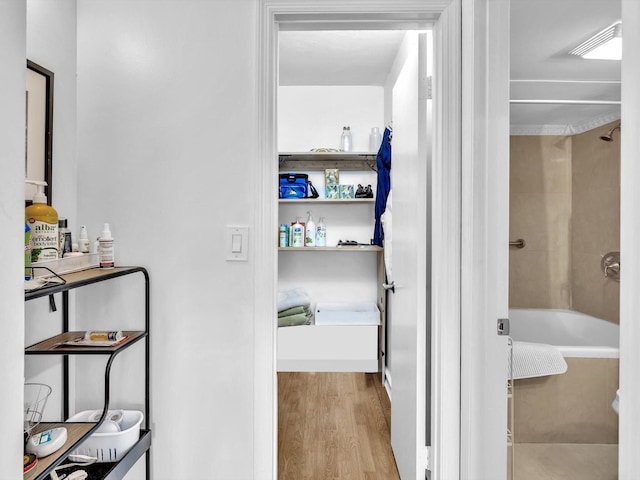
[278,306,309,318]
[278,312,311,327]
[277,287,311,312]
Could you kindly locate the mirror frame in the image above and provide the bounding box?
[26,60,54,205]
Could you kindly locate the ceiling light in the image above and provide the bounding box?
[569,21,622,60]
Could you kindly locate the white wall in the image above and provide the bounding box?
[278,85,384,152]
[277,85,381,304]
[24,0,78,423]
[76,1,258,478]
[0,2,26,477]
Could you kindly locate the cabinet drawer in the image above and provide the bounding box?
[277,324,378,372]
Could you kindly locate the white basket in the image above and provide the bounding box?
[66,410,143,463]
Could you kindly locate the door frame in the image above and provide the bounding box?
[620,0,640,476]
[253,1,510,478]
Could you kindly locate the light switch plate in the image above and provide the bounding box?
[226,225,249,261]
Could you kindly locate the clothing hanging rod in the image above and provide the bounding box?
[510,99,620,105]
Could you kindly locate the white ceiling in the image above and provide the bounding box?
[279,30,406,86]
[278,0,621,135]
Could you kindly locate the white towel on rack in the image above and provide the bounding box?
[508,341,568,380]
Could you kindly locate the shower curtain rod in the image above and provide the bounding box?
[510,99,621,105]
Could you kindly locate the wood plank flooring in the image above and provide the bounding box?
[278,372,400,480]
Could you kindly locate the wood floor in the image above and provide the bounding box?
[278,372,400,480]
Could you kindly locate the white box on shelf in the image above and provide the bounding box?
[315,302,380,325]
[31,253,99,277]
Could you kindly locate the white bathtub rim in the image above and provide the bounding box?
[509,307,620,358]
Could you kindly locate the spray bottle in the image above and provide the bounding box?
[316,217,327,247]
[98,223,115,269]
[25,180,59,262]
[305,211,316,247]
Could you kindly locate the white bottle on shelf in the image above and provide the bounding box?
[305,211,316,247]
[291,217,304,247]
[98,223,115,268]
[340,126,352,152]
[369,127,382,152]
[316,217,326,247]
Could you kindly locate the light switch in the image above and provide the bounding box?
[231,234,242,253]
[226,225,248,261]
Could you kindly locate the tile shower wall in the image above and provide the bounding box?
[510,122,620,324]
[572,122,621,324]
[509,135,572,309]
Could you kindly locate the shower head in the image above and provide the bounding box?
[600,124,621,142]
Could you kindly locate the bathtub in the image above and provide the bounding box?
[509,308,619,358]
[508,308,619,444]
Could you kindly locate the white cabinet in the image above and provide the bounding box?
[277,152,385,372]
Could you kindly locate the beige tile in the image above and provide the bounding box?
[605,359,620,443]
[572,187,620,255]
[509,249,570,309]
[572,252,619,323]
[514,443,618,480]
[514,358,617,444]
[573,122,621,193]
[511,136,572,194]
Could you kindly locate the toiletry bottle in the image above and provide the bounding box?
[340,126,352,152]
[316,217,327,247]
[291,217,304,247]
[369,127,382,152]
[79,225,90,253]
[98,223,115,268]
[25,180,59,262]
[58,218,72,257]
[25,224,32,280]
[305,211,316,247]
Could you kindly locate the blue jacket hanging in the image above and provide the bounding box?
[373,127,392,247]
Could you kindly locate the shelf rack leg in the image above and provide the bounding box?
[63,291,69,420]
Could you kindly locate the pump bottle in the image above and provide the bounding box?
[79,226,90,253]
[291,217,304,247]
[98,223,115,268]
[25,180,59,262]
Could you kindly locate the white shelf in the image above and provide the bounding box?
[278,151,377,171]
[279,198,374,204]
[278,246,382,252]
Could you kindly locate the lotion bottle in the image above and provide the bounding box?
[305,211,316,247]
[291,217,304,247]
[98,223,115,268]
[316,217,327,247]
[25,180,59,262]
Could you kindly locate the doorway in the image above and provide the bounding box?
[276,26,430,479]
[254,1,510,479]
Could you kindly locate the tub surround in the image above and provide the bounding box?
[510,122,620,324]
[510,308,619,444]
